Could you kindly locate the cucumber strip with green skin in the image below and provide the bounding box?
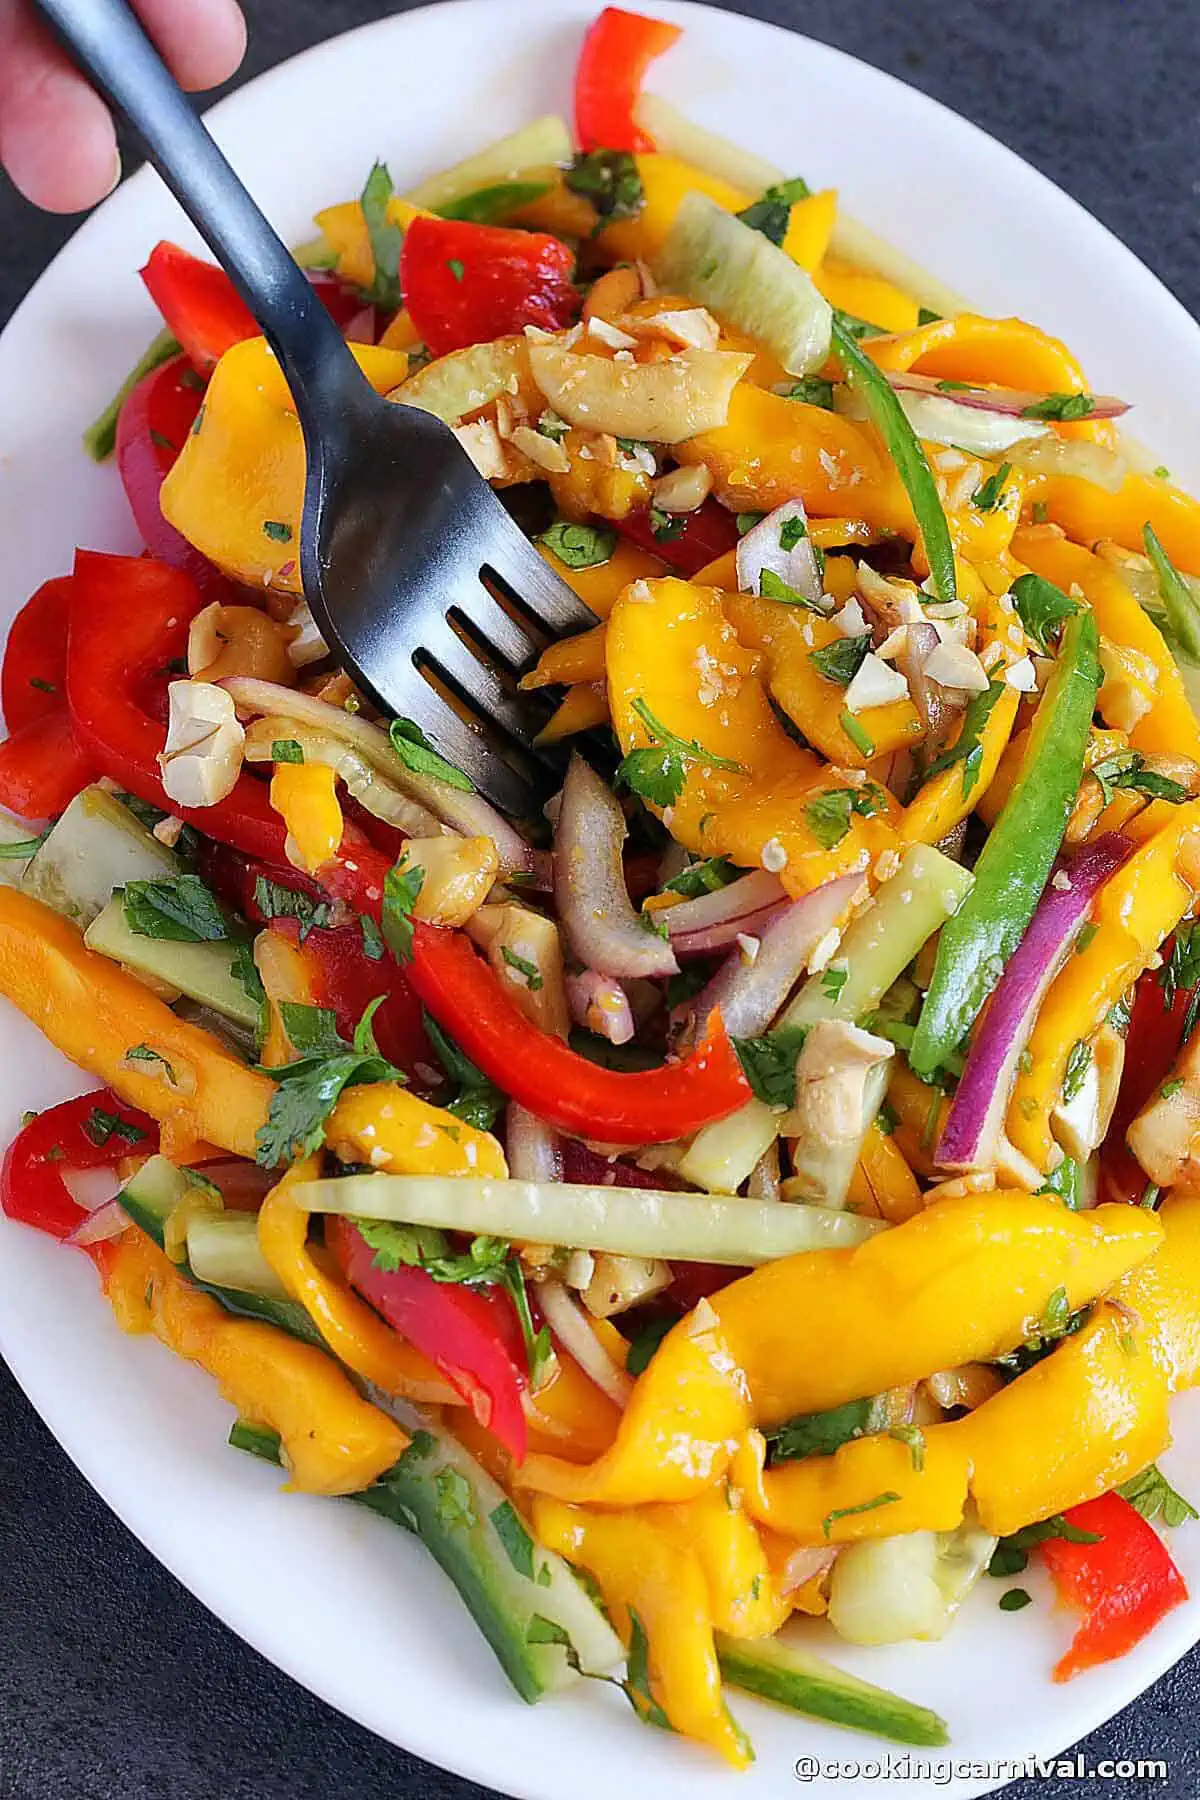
[185,1212,288,1299]
[23,786,179,928]
[82,328,181,462]
[910,608,1101,1079]
[290,1174,884,1261]
[715,1632,949,1748]
[118,1157,325,1348]
[1144,523,1200,660]
[227,1415,624,1702]
[85,897,261,1030]
[782,845,972,1034]
[437,179,553,224]
[403,115,572,212]
[831,319,957,608]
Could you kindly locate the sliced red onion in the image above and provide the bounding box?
[567,970,635,1045]
[536,1279,633,1407]
[672,900,788,960]
[937,834,1133,1171]
[554,753,678,979]
[781,1544,839,1595]
[693,873,862,1040]
[506,1104,563,1182]
[886,371,1130,420]
[221,676,531,871]
[664,869,787,939]
[66,1197,130,1247]
[735,499,825,608]
[562,1140,667,1189]
[898,620,948,751]
[62,1165,122,1211]
[343,304,377,345]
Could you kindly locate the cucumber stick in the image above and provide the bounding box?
[715,1632,948,1748]
[118,1157,325,1348]
[782,844,972,1034]
[185,1212,288,1299]
[23,785,179,927]
[228,1415,623,1702]
[85,896,261,1031]
[291,1174,884,1261]
[404,115,572,212]
[655,191,832,376]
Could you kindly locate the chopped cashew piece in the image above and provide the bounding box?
[924,641,991,694]
[285,598,330,669]
[1128,1026,1200,1188]
[782,1019,895,1207]
[630,307,721,352]
[832,597,871,639]
[509,424,571,474]
[400,835,500,928]
[843,651,909,713]
[454,418,510,481]
[651,463,712,513]
[157,680,245,810]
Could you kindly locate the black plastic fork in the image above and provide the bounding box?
[36,0,598,818]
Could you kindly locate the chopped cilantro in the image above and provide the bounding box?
[779,515,807,551]
[262,519,293,543]
[809,634,871,687]
[625,1314,676,1377]
[737,174,812,245]
[820,965,849,1001]
[759,567,824,611]
[254,1002,404,1167]
[735,510,765,535]
[500,945,544,991]
[649,507,685,543]
[446,257,466,282]
[733,1025,809,1107]
[253,875,333,943]
[272,738,304,764]
[1117,1464,1198,1527]
[971,462,1012,513]
[381,858,425,962]
[124,1044,177,1082]
[1020,392,1096,421]
[616,697,742,808]
[122,872,229,943]
[1091,749,1190,807]
[565,149,645,224]
[1009,571,1080,653]
[822,1492,901,1538]
[538,519,617,569]
[434,1466,476,1528]
[839,708,875,757]
[359,161,405,310]
[920,681,1006,798]
[1161,923,1200,1009]
[663,856,740,898]
[999,1588,1033,1612]
[768,1397,875,1463]
[804,783,887,849]
[389,716,474,791]
[783,376,835,409]
[1061,1040,1092,1105]
[491,1499,537,1578]
[82,1107,147,1149]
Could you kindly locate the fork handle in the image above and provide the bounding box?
[33,0,357,411]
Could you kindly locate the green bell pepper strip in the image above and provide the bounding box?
[909,605,1102,1079]
[831,318,956,608]
[1144,523,1200,661]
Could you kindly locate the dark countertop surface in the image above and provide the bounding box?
[1,2,1197,1796]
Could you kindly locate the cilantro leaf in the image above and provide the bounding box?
[278,1003,346,1057]
[1019,391,1096,422]
[1161,923,1200,1009]
[822,1491,901,1538]
[122,872,230,942]
[662,856,740,898]
[500,945,543,990]
[437,178,554,224]
[625,1314,675,1376]
[491,1500,537,1578]
[381,858,425,962]
[1010,571,1080,653]
[565,149,644,223]
[1117,1464,1199,1528]
[253,876,333,943]
[389,717,474,792]
[809,634,871,687]
[271,738,304,764]
[733,1025,809,1107]
[768,1397,875,1463]
[435,1466,476,1529]
[624,1611,673,1731]
[804,783,887,850]
[649,507,685,543]
[359,160,404,310]
[737,175,812,246]
[255,1001,404,1168]
[82,1107,147,1149]
[1061,1040,1092,1105]
[760,566,824,611]
[356,1218,511,1283]
[538,519,617,570]
[919,680,1006,797]
[423,1011,507,1128]
[1091,749,1190,807]
[616,697,742,807]
[262,520,293,543]
[971,462,1012,513]
[782,376,835,409]
[0,830,48,860]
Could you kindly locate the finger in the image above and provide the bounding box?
[0,1,119,213]
[132,0,247,93]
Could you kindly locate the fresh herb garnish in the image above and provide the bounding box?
[122,872,230,943]
[623,1611,673,1731]
[917,307,942,326]
[999,1588,1033,1612]
[500,945,544,991]
[255,1002,404,1167]
[822,1492,901,1538]
[616,697,742,808]
[490,1499,538,1578]
[1160,923,1200,1009]
[359,160,405,311]
[759,567,824,611]
[625,1314,676,1377]
[832,309,887,342]
[1061,1040,1092,1105]
[768,1396,875,1463]
[0,831,48,860]
[272,738,304,764]
[733,1025,810,1107]
[920,681,1006,798]
[423,1011,506,1130]
[253,875,333,943]
[1010,571,1080,652]
[662,856,740,898]
[82,1107,147,1149]
[889,1424,926,1471]
[809,634,871,687]
[832,318,956,607]
[360,915,386,962]
[737,174,812,246]
[971,462,1012,513]
[1091,749,1191,807]
[820,965,849,1001]
[262,520,292,543]
[804,783,888,850]
[124,1044,177,1082]
[1117,1464,1198,1527]
[438,179,553,224]
[779,515,808,551]
[565,149,645,223]
[839,708,875,757]
[389,716,474,791]
[735,510,765,535]
[381,858,425,962]
[538,519,617,570]
[1020,392,1096,422]
[649,507,685,543]
[783,376,835,409]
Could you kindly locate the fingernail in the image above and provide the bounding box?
[103,147,122,198]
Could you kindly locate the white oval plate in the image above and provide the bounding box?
[2,3,1199,1794]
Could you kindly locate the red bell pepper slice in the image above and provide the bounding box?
[267,915,430,1079]
[574,7,682,153]
[141,244,371,376]
[1039,1492,1188,1680]
[0,708,96,820]
[68,550,289,863]
[616,498,740,575]
[141,242,260,376]
[326,1213,528,1459]
[407,921,750,1143]
[115,353,240,599]
[1101,949,1200,1204]
[1,1090,157,1241]
[400,217,579,357]
[2,575,74,733]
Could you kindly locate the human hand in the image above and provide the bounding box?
[0,0,246,211]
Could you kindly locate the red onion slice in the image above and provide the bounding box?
[554,753,678,979]
[562,1141,667,1189]
[693,873,863,1040]
[736,499,825,608]
[899,619,950,753]
[672,900,789,960]
[886,371,1130,420]
[937,834,1133,1171]
[664,869,787,939]
[536,1279,633,1407]
[507,1104,563,1182]
[567,970,636,1045]
[66,1197,130,1247]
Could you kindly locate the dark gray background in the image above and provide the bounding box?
[0,1,1197,1796]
